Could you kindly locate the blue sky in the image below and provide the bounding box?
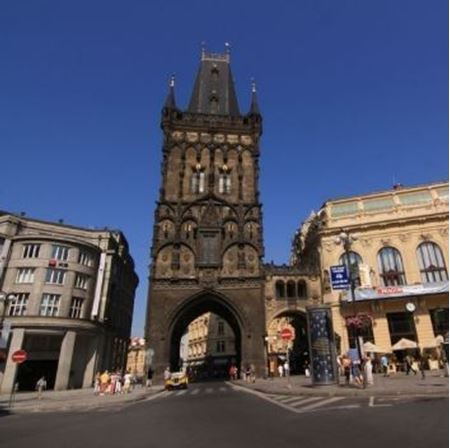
[1,1,448,335]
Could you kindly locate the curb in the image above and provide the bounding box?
[0,388,165,414]
[232,381,449,398]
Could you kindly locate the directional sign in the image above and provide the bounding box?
[11,350,27,364]
[281,328,294,341]
[330,265,350,290]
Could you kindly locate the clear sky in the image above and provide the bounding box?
[1,1,448,336]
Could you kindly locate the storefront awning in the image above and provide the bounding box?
[341,281,449,303]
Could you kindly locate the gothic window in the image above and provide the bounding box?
[191,165,205,194]
[417,242,448,283]
[297,280,307,298]
[378,247,406,286]
[218,165,231,194]
[210,95,219,114]
[275,280,285,299]
[339,251,363,287]
[286,280,296,298]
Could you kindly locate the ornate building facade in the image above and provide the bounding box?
[293,182,449,356]
[145,50,267,377]
[0,211,138,393]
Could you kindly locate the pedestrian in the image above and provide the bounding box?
[304,360,310,378]
[99,370,110,395]
[278,364,284,378]
[269,360,276,380]
[146,367,154,388]
[342,354,351,385]
[283,361,290,377]
[93,372,101,395]
[163,366,171,381]
[249,364,256,383]
[364,356,374,386]
[36,376,47,400]
[405,354,417,375]
[419,352,427,380]
[381,354,389,377]
[114,371,123,394]
[245,365,252,383]
[123,370,132,393]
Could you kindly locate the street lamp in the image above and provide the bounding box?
[335,231,364,366]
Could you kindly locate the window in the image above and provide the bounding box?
[275,280,285,298]
[69,297,84,319]
[218,320,225,336]
[377,247,406,286]
[387,312,416,345]
[430,308,449,337]
[287,280,296,298]
[8,293,29,316]
[218,166,232,194]
[339,251,363,287]
[191,166,205,194]
[15,268,35,284]
[417,242,448,283]
[75,273,89,290]
[51,245,69,261]
[40,294,60,317]
[22,244,40,258]
[78,251,94,267]
[198,231,220,265]
[46,268,66,285]
[297,280,307,298]
[216,340,225,353]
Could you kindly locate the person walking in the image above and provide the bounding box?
[93,372,101,395]
[146,367,154,388]
[419,352,427,380]
[405,354,417,375]
[342,354,351,385]
[99,370,110,395]
[364,356,374,386]
[278,363,284,378]
[123,371,132,393]
[36,376,47,400]
[381,354,389,377]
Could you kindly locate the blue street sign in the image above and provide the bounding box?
[330,265,350,290]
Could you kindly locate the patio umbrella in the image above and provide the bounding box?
[363,341,389,353]
[392,338,418,350]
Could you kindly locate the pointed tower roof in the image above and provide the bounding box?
[248,78,261,116]
[188,47,240,116]
[163,75,177,110]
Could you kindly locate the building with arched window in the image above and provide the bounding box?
[293,181,449,356]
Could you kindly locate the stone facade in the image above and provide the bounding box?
[0,212,138,393]
[293,182,449,356]
[126,337,146,380]
[145,51,267,378]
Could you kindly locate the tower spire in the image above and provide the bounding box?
[164,74,176,110]
[248,78,260,116]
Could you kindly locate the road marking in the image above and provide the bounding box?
[219,387,227,392]
[290,397,323,408]
[297,397,344,412]
[278,396,309,404]
[369,396,392,408]
[144,390,169,402]
[175,390,187,396]
[191,388,200,395]
[205,387,213,394]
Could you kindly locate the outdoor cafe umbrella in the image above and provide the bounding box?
[363,341,389,353]
[391,338,418,351]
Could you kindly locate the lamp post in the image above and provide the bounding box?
[335,231,364,366]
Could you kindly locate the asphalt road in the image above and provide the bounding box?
[0,382,447,448]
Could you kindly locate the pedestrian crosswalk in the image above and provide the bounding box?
[262,393,349,413]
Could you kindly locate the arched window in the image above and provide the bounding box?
[275,280,285,299]
[191,165,205,194]
[378,247,406,286]
[297,280,307,298]
[286,280,296,298]
[218,165,231,194]
[339,251,363,287]
[417,242,448,283]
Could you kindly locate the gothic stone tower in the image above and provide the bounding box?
[145,50,267,377]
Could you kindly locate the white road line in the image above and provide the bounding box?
[297,397,344,413]
[144,390,169,402]
[277,396,307,404]
[205,387,213,394]
[191,388,200,395]
[369,396,392,408]
[175,390,187,396]
[290,397,323,408]
[219,387,227,392]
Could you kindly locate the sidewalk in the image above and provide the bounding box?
[233,371,449,398]
[0,385,165,414]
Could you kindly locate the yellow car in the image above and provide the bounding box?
[165,371,188,390]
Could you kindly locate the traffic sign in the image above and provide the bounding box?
[330,265,350,290]
[11,350,27,364]
[280,328,294,341]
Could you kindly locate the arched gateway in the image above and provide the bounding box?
[145,50,267,380]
